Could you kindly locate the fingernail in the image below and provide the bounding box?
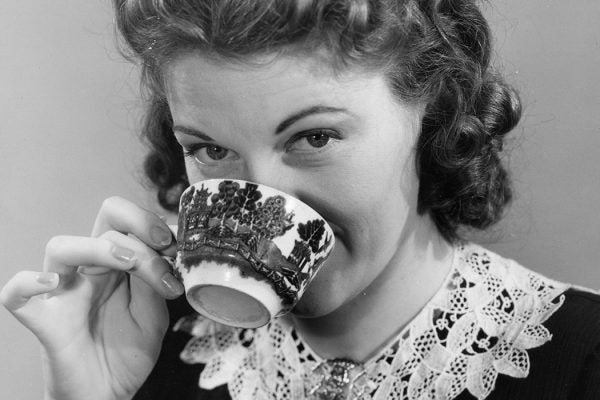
[36,272,58,285]
[151,226,173,247]
[161,272,184,296]
[112,246,136,263]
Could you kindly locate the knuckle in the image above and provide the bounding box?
[13,270,30,281]
[100,196,125,214]
[44,235,70,258]
[99,230,122,242]
[0,272,22,306]
[139,206,162,227]
[0,285,9,307]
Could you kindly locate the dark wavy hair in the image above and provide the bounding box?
[113,0,521,242]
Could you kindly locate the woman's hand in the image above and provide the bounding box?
[0,197,184,400]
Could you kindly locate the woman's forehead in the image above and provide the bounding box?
[163,52,390,116]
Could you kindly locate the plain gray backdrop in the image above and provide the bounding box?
[1,1,599,398]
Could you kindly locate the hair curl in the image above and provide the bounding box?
[113,0,521,242]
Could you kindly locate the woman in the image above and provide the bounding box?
[2,0,599,399]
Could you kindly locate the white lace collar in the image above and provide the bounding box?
[174,243,570,400]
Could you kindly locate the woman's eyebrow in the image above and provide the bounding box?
[275,105,349,134]
[172,125,214,141]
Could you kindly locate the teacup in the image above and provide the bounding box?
[173,179,335,328]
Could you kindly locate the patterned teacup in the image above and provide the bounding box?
[174,179,335,328]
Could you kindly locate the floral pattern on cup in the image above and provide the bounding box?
[175,179,334,309]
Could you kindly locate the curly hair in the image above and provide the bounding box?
[113,0,521,242]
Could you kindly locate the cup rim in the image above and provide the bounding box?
[181,178,331,223]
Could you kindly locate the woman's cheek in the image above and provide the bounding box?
[292,233,356,317]
[183,159,202,183]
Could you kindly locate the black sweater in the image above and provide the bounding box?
[134,288,600,400]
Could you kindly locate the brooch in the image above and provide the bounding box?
[308,359,370,400]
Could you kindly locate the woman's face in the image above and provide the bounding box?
[165,53,424,317]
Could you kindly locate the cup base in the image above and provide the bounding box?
[187,284,271,328]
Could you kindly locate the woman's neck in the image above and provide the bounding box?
[290,216,454,363]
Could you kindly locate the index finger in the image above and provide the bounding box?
[92,196,176,254]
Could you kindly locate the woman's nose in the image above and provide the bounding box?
[243,160,296,196]
[240,159,322,217]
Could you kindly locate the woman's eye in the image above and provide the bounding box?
[184,144,237,166]
[287,130,339,152]
[306,133,330,148]
[205,145,229,160]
